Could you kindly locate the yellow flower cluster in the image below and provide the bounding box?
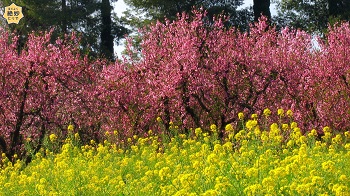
[0,109,349,195]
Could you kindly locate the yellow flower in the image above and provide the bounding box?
[339,175,347,182]
[210,124,217,133]
[49,134,57,142]
[156,116,162,122]
[195,128,202,137]
[286,109,293,117]
[332,134,342,144]
[159,167,171,181]
[262,176,275,189]
[246,120,257,130]
[333,184,348,196]
[290,122,298,129]
[277,108,284,117]
[148,130,153,135]
[254,126,261,136]
[282,124,289,131]
[244,184,263,195]
[245,167,259,178]
[263,108,271,117]
[206,153,218,164]
[308,129,318,137]
[74,133,80,140]
[238,112,244,120]
[67,124,74,132]
[345,143,350,150]
[322,132,332,141]
[322,160,335,172]
[251,113,258,119]
[228,133,234,140]
[311,176,324,186]
[323,126,331,133]
[225,124,234,133]
[202,189,219,196]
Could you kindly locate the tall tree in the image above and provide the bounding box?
[0,0,128,59]
[101,0,114,60]
[328,0,350,22]
[253,0,271,22]
[123,0,253,31]
[61,0,67,34]
[275,0,350,33]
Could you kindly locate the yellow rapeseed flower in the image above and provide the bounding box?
[195,128,202,137]
[210,124,217,133]
[339,175,347,182]
[322,160,335,172]
[67,124,74,132]
[290,122,298,129]
[282,124,289,131]
[277,108,284,117]
[113,130,118,135]
[202,189,219,196]
[332,134,342,144]
[323,126,331,133]
[246,120,257,130]
[263,108,271,117]
[74,133,80,140]
[225,124,234,133]
[49,134,57,142]
[148,130,153,135]
[251,113,258,119]
[238,112,244,120]
[308,129,318,137]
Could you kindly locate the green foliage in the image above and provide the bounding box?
[274,0,350,33]
[123,0,253,30]
[0,0,129,59]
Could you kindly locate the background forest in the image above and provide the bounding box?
[1,0,350,60]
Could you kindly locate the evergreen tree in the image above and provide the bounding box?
[123,0,253,31]
[1,0,129,60]
[275,0,350,33]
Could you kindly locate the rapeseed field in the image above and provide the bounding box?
[1,109,349,195]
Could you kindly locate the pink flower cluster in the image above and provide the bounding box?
[101,11,350,135]
[1,10,350,158]
[0,30,103,157]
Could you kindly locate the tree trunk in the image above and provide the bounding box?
[101,0,114,60]
[253,0,271,22]
[62,0,67,34]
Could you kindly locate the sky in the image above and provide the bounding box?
[113,0,277,57]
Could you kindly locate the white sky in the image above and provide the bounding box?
[113,0,277,57]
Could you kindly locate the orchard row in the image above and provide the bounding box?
[0,10,350,159]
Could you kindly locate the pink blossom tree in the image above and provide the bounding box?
[0,30,104,161]
[2,9,350,161]
[102,10,350,137]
